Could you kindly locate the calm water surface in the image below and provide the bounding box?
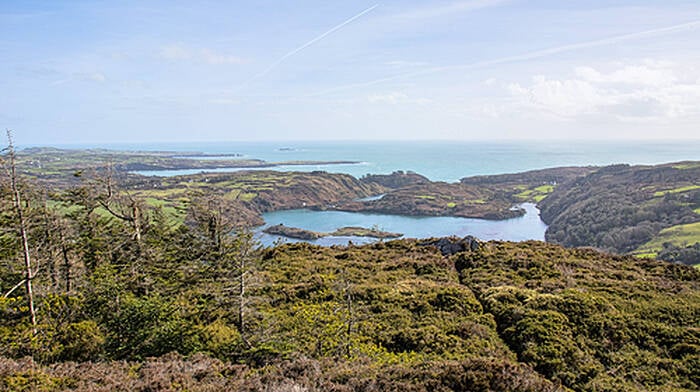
[48,140,699,244]
[256,203,546,247]
[86,140,700,182]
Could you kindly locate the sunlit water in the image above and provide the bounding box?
[132,162,368,177]
[255,203,547,247]
[49,140,699,245]
[95,140,700,182]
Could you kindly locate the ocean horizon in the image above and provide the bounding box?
[35,139,700,182]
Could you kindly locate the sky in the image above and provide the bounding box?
[2,0,700,144]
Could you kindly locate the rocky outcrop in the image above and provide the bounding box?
[263,224,403,240]
[419,235,481,256]
[361,171,429,188]
[263,224,324,240]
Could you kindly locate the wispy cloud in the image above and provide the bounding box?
[78,72,106,82]
[384,60,431,69]
[308,19,700,97]
[367,91,431,105]
[241,4,379,86]
[159,45,245,65]
[50,71,107,86]
[392,0,510,20]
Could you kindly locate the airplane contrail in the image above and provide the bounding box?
[305,19,700,97]
[243,4,379,86]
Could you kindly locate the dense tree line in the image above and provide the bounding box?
[659,242,700,264]
[539,163,700,260]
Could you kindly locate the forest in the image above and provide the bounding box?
[538,163,700,263]
[1,140,699,391]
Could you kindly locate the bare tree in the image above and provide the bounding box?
[187,194,262,347]
[95,165,148,249]
[2,130,37,334]
[231,229,258,348]
[186,192,247,253]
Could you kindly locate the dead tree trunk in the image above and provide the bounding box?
[60,228,72,292]
[4,130,37,334]
[236,233,252,349]
[97,165,145,253]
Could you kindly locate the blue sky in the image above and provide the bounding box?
[2,0,700,144]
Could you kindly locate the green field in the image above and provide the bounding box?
[633,221,700,257]
[653,184,700,197]
[672,162,700,170]
[515,184,554,202]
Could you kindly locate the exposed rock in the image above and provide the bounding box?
[263,224,403,240]
[419,235,480,256]
[263,224,323,240]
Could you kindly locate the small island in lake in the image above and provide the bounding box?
[263,224,403,240]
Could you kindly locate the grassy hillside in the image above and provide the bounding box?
[635,222,700,255]
[538,162,700,263]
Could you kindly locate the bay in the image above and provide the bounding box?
[54,139,699,244]
[256,203,547,247]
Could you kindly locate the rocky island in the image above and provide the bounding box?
[263,224,403,240]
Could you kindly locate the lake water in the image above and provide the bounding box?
[256,203,546,247]
[55,140,700,245]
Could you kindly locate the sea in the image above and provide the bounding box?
[105,140,700,182]
[58,140,700,246]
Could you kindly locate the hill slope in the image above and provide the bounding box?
[1,239,698,391]
[538,162,700,262]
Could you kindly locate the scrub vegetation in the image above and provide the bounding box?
[1,145,699,391]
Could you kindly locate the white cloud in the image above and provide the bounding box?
[159,45,244,65]
[503,61,700,122]
[574,63,677,87]
[367,92,431,105]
